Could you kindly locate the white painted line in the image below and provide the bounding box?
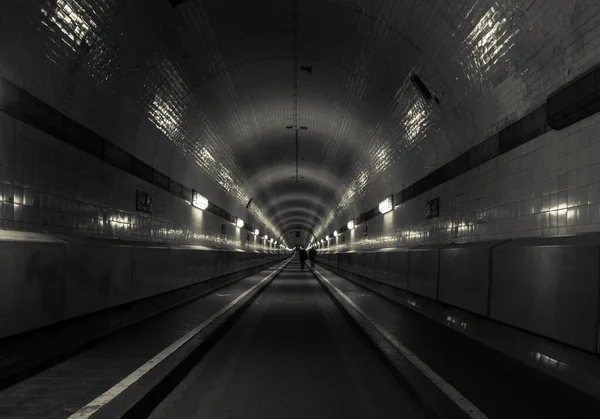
[311,267,488,419]
[69,259,291,419]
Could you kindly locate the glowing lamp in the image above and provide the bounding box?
[192,191,209,210]
[379,196,393,214]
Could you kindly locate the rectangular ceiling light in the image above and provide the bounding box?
[379,196,393,214]
[192,190,209,210]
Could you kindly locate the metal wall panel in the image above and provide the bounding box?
[0,232,66,338]
[389,250,410,290]
[439,241,504,316]
[65,241,134,318]
[132,246,172,300]
[170,248,195,289]
[364,252,378,280]
[0,231,283,339]
[408,245,445,299]
[491,237,600,352]
[208,251,222,279]
[375,251,390,284]
[193,249,210,283]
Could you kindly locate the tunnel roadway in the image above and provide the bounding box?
[4,254,599,418]
[149,259,425,419]
[0,257,426,419]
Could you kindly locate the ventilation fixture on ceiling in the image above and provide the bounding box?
[168,0,189,7]
[301,66,313,74]
[410,74,433,101]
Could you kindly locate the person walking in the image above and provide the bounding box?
[308,246,317,268]
[299,247,308,270]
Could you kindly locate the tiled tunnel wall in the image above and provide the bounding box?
[323,111,600,251]
[0,110,279,250]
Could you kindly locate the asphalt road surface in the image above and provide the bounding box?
[149,259,425,419]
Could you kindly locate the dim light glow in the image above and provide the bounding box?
[192,191,209,210]
[347,220,355,230]
[379,196,393,214]
[236,217,244,228]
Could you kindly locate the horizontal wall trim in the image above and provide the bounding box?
[547,63,600,131]
[0,77,261,235]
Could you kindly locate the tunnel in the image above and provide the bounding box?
[2,0,600,418]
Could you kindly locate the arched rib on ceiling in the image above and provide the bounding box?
[264,195,328,217]
[277,224,318,247]
[274,211,323,227]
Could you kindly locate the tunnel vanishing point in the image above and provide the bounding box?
[2,1,600,418]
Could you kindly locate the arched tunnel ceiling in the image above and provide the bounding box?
[1,0,599,245]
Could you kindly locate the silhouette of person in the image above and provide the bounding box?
[299,247,308,270]
[308,246,317,268]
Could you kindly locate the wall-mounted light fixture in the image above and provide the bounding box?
[326,235,330,241]
[236,217,244,228]
[265,234,268,241]
[254,229,259,235]
[192,191,209,210]
[379,196,393,214]
[347,220,355,230]
[333,230,338,237]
